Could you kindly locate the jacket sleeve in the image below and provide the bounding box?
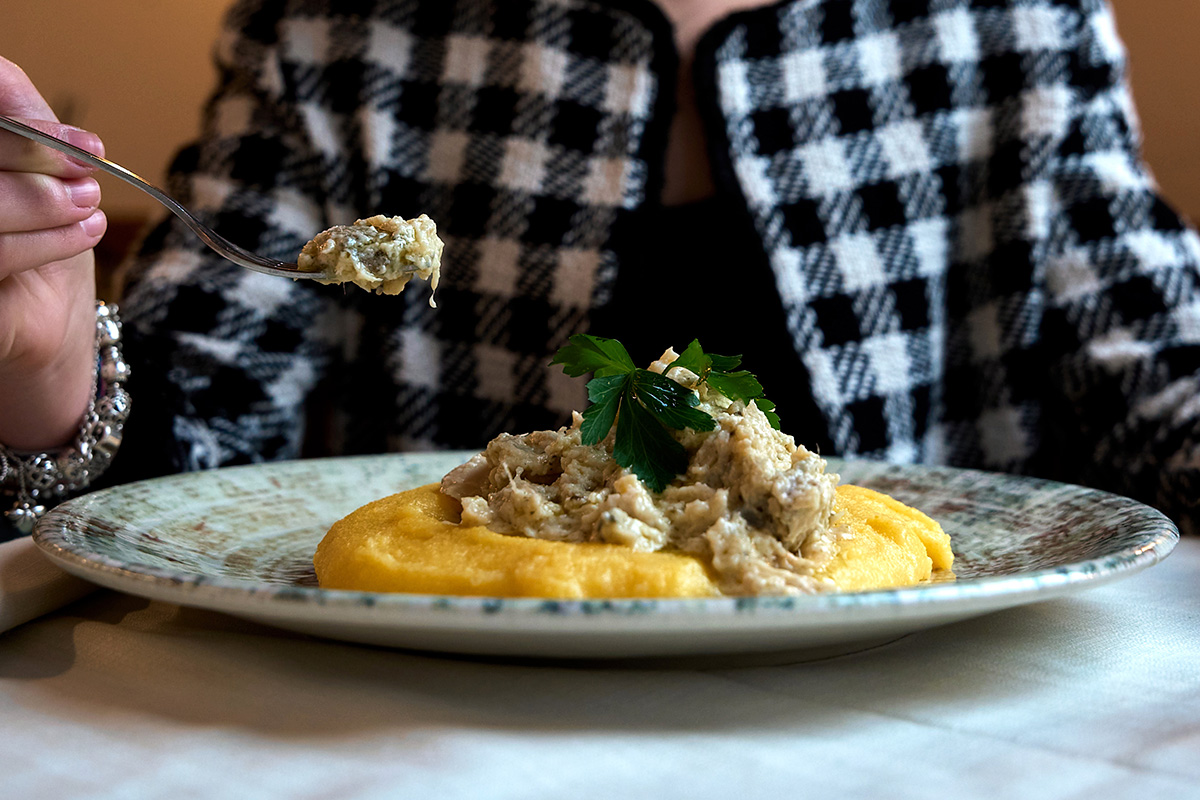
[700,0,1200,532]
[106,0,346,482]
[1037,1,1200,532]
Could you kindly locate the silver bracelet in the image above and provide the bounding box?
[1,301,131,534]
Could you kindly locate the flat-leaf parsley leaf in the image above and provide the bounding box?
[551,335,780,491]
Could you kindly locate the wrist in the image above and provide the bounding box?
[0,294,97,450]
[1,301,131,532]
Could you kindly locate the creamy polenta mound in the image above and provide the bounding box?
[315,349,954,599]
[298,214,443,297]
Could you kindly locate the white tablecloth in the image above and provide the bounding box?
[1,540,1197,799]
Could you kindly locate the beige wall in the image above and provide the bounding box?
[1,1,228,218]
[1110,0,1200,226]
[1,0,1198,223]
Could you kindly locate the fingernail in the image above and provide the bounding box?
[63,127,104,158]
[81,209,107,238]
[65,177,101,208]
[63,128,103,153]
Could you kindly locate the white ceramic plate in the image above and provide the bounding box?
[33,453,1178,660]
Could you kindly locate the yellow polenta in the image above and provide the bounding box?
[822,484,954,592]
[314,483,953,598]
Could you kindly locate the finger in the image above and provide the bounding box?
[0,210,106,281]
[0,56,56,120]
[0,58,100,178]
[0,118,105,179]
[0,172,100,233]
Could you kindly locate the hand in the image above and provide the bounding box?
[0,56,107,450]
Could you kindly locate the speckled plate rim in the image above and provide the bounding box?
[31,454,1181,655]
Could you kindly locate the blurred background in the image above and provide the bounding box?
[3,0,1198,296]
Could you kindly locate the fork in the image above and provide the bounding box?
[0,114,320,280]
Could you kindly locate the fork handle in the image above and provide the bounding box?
[0,115,303,277]
[1,115,171,207]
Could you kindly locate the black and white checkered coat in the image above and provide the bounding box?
[116,0,1200,530]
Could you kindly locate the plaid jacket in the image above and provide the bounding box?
[115,0,1200,530]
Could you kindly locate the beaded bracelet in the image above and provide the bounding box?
[0,301,131,534]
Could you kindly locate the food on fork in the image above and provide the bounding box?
[314,336,953,598]
[298,214,443,297]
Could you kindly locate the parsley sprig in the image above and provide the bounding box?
[551,335,779,492]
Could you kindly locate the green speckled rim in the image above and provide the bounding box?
[31,453,1179,658]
